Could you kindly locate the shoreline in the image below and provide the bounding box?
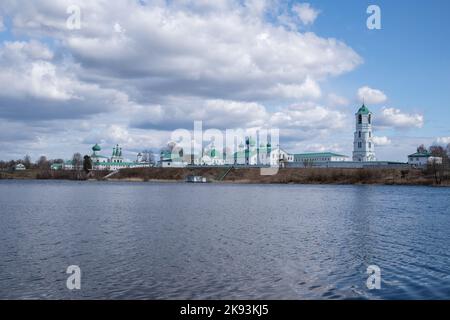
[1,167,449,187]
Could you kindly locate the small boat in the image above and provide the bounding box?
[185,175,207,183]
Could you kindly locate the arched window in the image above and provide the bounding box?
[368,114,371,124]
[358,131,361,138]
[358,114,362,124]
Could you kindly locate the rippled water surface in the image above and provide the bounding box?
[1,180,450,299]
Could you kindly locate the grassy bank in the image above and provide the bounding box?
[1,167,449,186]
[114,167,449,186]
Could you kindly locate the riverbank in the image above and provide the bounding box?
[1,167,449,186]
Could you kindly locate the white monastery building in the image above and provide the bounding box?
[353,104,376,162]
[407,150,442,168]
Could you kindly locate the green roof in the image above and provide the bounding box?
[357,104,371,115]
[93,162,138,166]
[92,144,101,152]
[294,152,348,158]
[233,147,272,158]
[408,151,431,158]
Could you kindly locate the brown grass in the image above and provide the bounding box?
[2,166,448,186]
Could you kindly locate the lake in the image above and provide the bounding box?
[0,180,450,299]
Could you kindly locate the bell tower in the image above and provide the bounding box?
[353,104,376,162]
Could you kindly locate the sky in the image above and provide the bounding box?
[0,0,449,162]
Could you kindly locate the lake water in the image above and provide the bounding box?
[0,180,450,299]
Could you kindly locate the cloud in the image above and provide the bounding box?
[292,3,320,25]
[0,16,5,32]
[130,98,269,131]
[269,78,321,99]
[299,143,344,153]
[1,0,361,102]
[357,86,387,104]
[435,137,450,145]
[270,103,346,133]
[327,93,349,106]
[373,136,392,146]
[0,40,133,120]
[0,0,363,159]
[378,107,424,129]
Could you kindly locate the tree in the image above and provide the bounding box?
[23,155,32,169]
[302,159,314,168]
[417,144,427,153]
[429,158,444,185]
[37,156,49,170]
[83,155,92,173]
[72,153,83,171]
[429,145,446,158]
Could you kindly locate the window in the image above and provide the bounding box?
[358,114,362,124]
[369,132,371,138]
[369,142,371,148]
[358,131,361,138]
[358,142,362,148]
[368,114,371,124]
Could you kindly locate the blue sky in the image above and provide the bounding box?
[0,0,449,162]
[311,0,450,137]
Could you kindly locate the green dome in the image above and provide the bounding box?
[357,104,371,115]
[92,144,101,152]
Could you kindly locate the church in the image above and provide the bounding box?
[161,104,380,168]
[352,104,376,162]
[57,144,151,171]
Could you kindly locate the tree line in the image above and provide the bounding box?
[1,149,156,172]
[418,143,450,184]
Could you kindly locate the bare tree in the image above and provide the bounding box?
[429,145,446,158]
[37,156,49,170]
[72,153,83,171]
[429,158,444,185]
[302,159,314,168]
[417,144,427,153]
[23,155,32,169]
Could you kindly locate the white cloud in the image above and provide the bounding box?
[292,3,320,25]
[373,136,392,146]
[378,107,424,129]
[269,78,321,99]
[130,98,269,130]
[357,86,387,104]
[300,143,343,153]
[0,16,5,32]
[327,93,349,106]
[270,102,347,131]
[0,40,132,120]
[0,0,363,159]
[435,137,450,145]
[1,0,361,103]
